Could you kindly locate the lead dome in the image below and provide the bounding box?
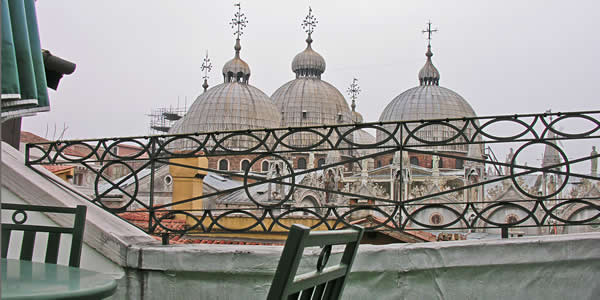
[377,43,482,157]
[272,9,351,148]
[169,11,280,150]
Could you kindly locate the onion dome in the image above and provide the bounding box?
[272,8,352,148]
[169,5,280,150]
[377,36,480,156]
[291,35,326,79]
[222,39,251,83]
[418,45,440,86]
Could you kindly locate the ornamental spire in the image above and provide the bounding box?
[291,7,326,78]
[347,78,361,112]
[301,7,318,45]
[422,20,437,47]
[418,21,440,86]
[229,3,248,57]
[223,3,251,83]
[201,50,212,92]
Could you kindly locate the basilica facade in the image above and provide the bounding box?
[153,6,599,238]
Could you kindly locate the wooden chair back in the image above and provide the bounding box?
[267,224,364,300]
[1,203,87,267]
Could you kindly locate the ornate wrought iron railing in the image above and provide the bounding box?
[25,110,600,242]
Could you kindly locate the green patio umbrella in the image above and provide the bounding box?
[1,0,49,120]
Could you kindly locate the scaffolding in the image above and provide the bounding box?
[148,103,187,134]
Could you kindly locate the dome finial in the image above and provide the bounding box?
[292,7,326,78]
[302,7,318,46]
[419,21,440,86]
[223,3,251,84]
[230,3,247,57]
[230,3,247,40]
[422,20,437,48]
[347,78,361,112]
[201,50,212,92]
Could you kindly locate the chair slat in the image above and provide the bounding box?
[290,266,347,294]
[1,229,12,258]
[20,231,36,261]
[299,287,314,300]
[322,280,336,300]
[312,282,327,300]
[45,232,61,264]
[327,278,344,300]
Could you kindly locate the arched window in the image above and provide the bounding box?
[410,157,419,166]
[297,158,307,169]
[377,160,382,168]
[389,159,394,165]
[317,158,325,168]
[241,159,250,172]
[218,159,229,171]
[456,159,464,169]
[262,160,269,172]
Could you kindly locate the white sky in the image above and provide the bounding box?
[23,0,600,170]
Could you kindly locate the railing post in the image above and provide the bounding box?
[148,137,157,235]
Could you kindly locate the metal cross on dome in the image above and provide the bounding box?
[422,21,438,46]
[230,3,247,39]
[201,51,212,81]
[347,78,361,111]
[301,7,318,35]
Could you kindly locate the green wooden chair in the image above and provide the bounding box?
[267,224,364,300]
[1,203,87,267]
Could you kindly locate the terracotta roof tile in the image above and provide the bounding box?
[42,165,74,173]
[20,131,50,144]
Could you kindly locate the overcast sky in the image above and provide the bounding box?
[23,0,600,169]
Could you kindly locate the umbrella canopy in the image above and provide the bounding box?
[1,0,49,120]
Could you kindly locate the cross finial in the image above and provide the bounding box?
[301,7,318,36]
[422,20,438,47]
[346,78,361,112]
[201,50,212,81]
[230,3,247,39]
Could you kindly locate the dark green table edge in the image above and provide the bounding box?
[1,258,117,300]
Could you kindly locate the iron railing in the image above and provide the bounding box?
[25,110,600,242]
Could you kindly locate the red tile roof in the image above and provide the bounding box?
[149,235,283,245]
[118,210,186,233]
[20,131,50,144]
[42,165,75,173]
